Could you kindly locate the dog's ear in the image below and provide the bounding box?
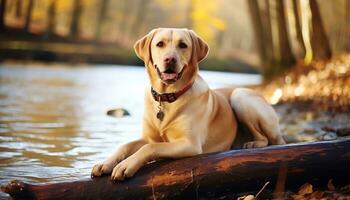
[188,30,209,64]
[134,29,158,65]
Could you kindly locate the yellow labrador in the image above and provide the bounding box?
[91,28,285,181]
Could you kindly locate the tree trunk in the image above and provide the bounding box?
[309,0,332,60]
[292,0,306,58]
[15,0,22,18]
[262,0,275,68]
[247,0,268,69]
[127,0,150,38]
[2,139,349,200]
[0,0,7,30]
[46,0,57,37]
[69,0,82,39]
[345,0,350,52]
[115,0,131,43]
[276,0,296,68]
[118,1,131,32]
[95,0,109,40]
[24,0,34,32]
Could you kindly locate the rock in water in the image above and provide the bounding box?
[106,108,130,118]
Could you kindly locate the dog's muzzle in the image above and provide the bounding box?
[154,64,186,84]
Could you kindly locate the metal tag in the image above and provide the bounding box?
[156,110,164,121]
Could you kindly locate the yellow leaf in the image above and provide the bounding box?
[211,18,226,30]
[291,194,305,200]
[237,194,254,200]
[298,183,313,195]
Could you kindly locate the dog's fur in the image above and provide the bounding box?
[91,28,285,181]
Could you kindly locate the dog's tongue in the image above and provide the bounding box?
[161,73,177,80]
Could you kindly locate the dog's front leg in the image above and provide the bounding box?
[91,139,147,177]
[111,140,202,180]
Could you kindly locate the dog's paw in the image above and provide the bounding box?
[91,161,115,177]
[110,156,141,181]
[243,141,268,149]
[91,164,104,177]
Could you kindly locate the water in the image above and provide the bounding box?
[0,64,261,198]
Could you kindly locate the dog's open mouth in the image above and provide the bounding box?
[155,65,185,84]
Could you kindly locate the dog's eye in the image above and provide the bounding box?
[156,41,164,47]
[179,42,187,49]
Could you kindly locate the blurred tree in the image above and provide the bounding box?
[345,0,350,52]
[70,0,83,38]
[15,0,22,19]
[249,0,296,78]
[0,0,7,30]
[247,0,266,65]
[276,0,295,67]
[261,0,274,67]
[46,0,57,37]
[95,0,109,40]
[309,0,332,59]
[186,0,194,29]
[128,0,151,38]
[292,0,306,58]
[248,0,277,77]
[192,0,225,48]
[24,0,34,31]
[115,0,133,45]
[0,0,348,70]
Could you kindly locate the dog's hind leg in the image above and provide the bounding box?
[243,108,286,148]
[229,88,286,148]
[260,120,286,145]
[242,123,269,148]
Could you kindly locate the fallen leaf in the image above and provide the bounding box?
[327,179,335,191]
[310,190,324,198]
[237,195,254,200]
[243,195,255,200]
[340,185,350,193]
[298,183,313,195]
[291,194,305,200]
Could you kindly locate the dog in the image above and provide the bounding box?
[91,28,285,181]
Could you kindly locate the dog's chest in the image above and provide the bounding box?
[151,104,186,139]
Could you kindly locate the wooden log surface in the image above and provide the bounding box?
[1,139,350,200]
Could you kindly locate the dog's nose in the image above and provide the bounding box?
[164,56,177,65]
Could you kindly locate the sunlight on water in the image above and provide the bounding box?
[0,64,260,198]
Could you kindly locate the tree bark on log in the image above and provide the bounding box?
[1,139,350,200]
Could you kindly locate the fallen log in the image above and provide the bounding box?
[2,139,350,200]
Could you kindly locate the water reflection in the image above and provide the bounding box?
[0,64,261,198]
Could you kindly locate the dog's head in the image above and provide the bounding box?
[134,28,209,89]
